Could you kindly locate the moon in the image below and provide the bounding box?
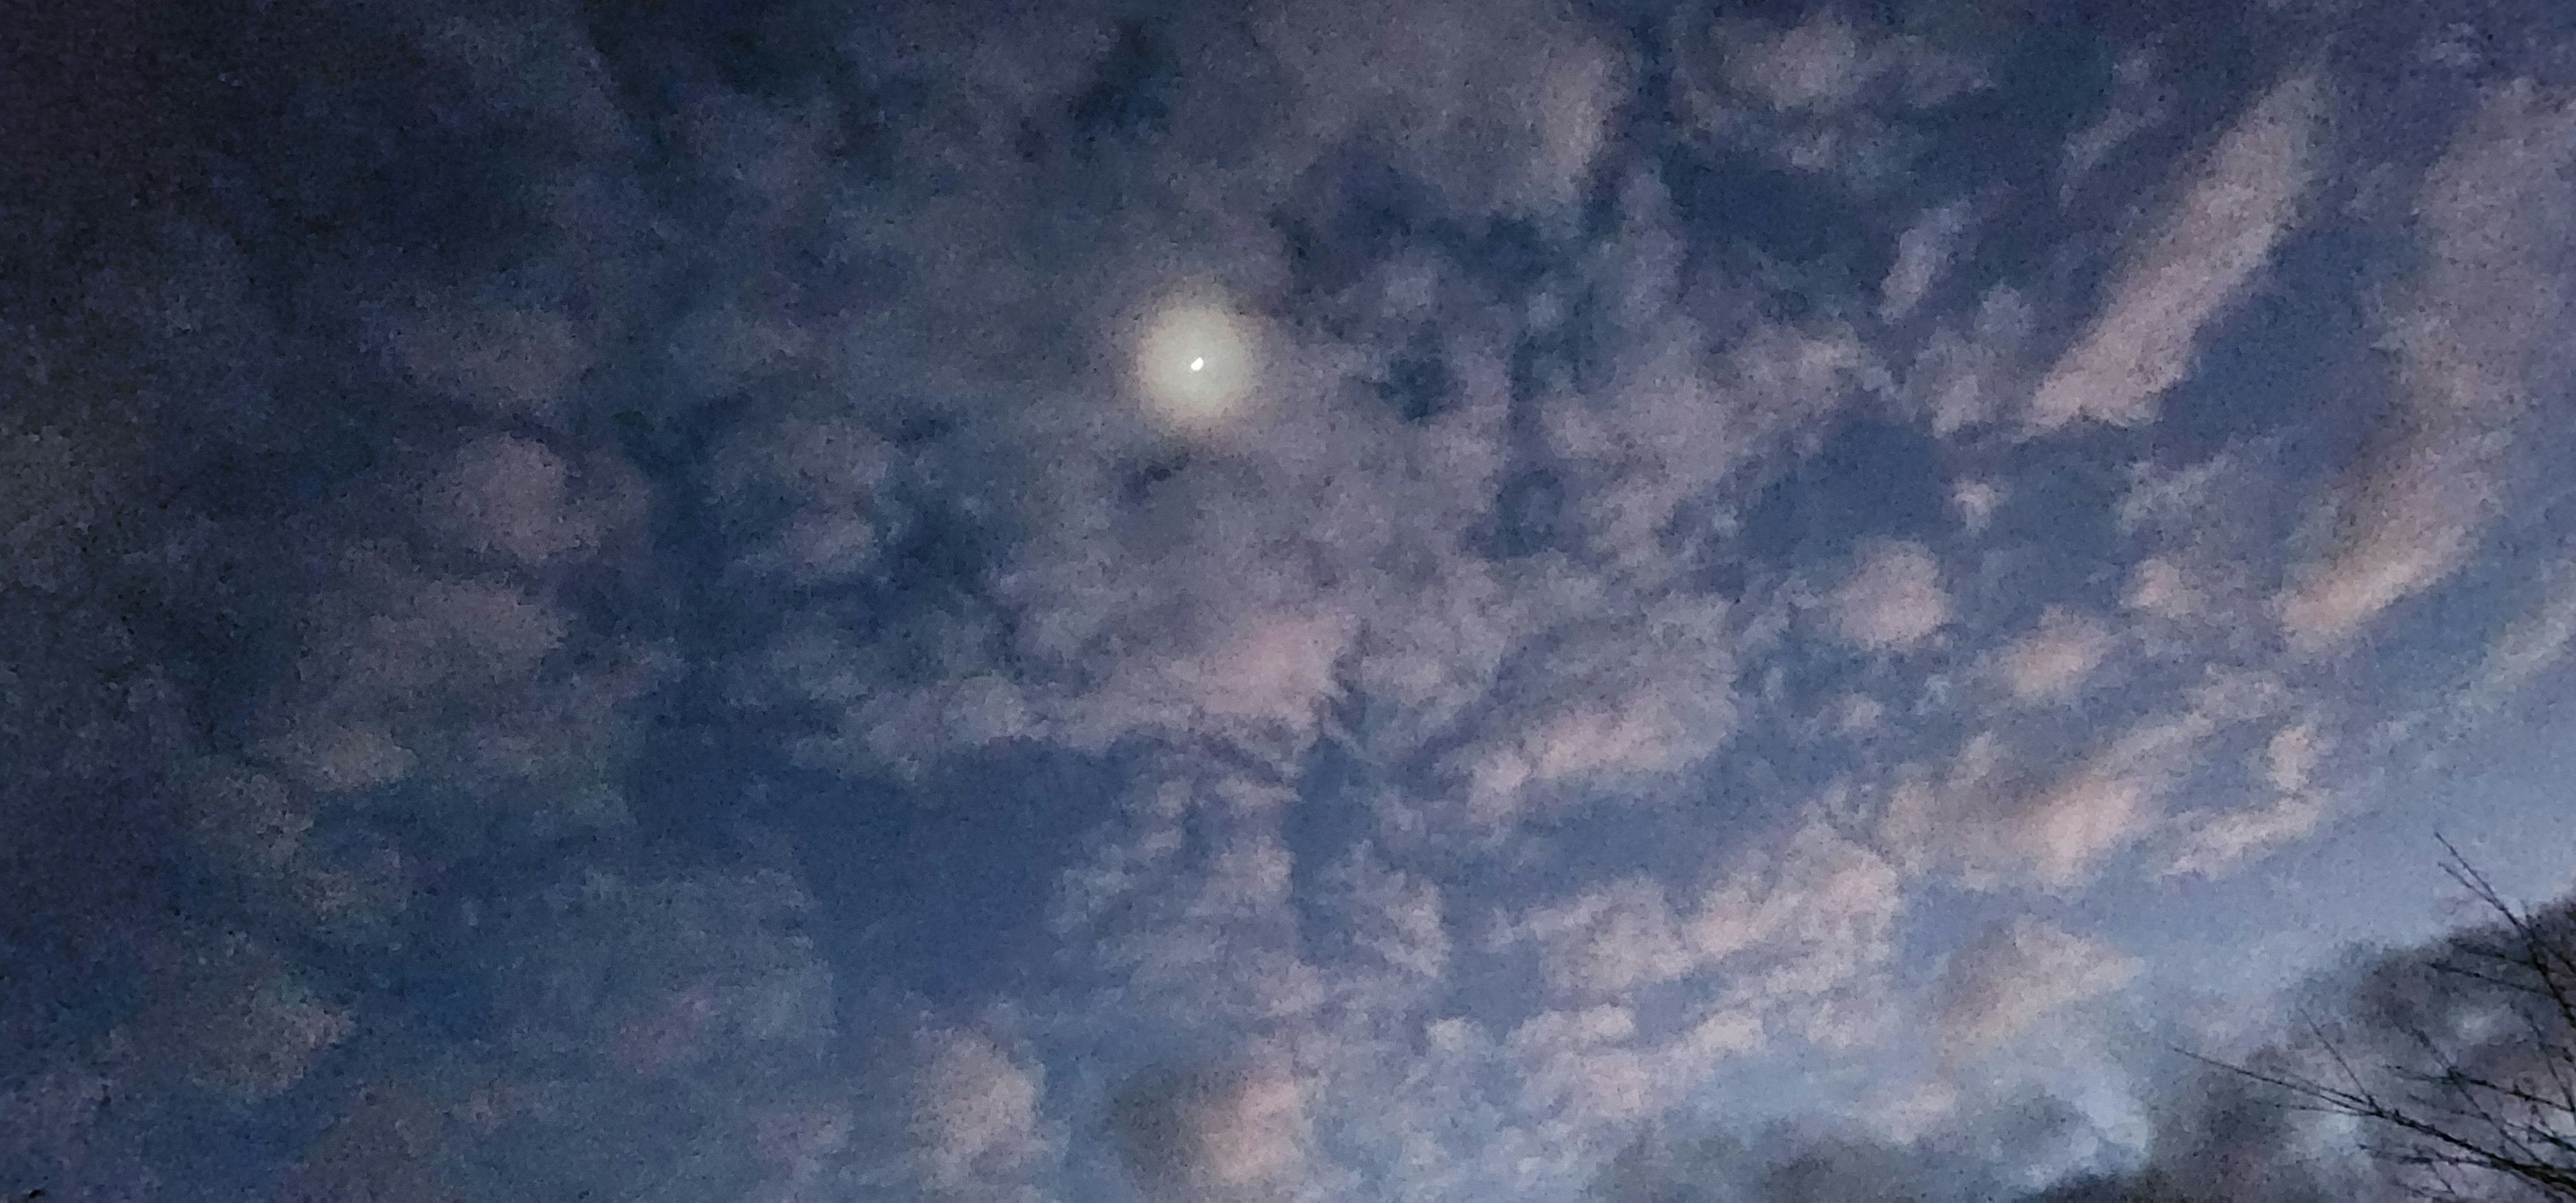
[1136,303,1256,433]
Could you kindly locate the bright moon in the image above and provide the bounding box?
[1137,303,1256,432]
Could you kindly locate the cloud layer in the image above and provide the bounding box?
[8,2,2576,1202]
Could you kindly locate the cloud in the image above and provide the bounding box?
[708,414,894,586]
[1888,713,2218,892]
[2280,80,2576,649]
[2259,721,2324,795]
[2157,718,2332,878]
[1706,13,1987,114]
[1521,878,1703,998]
[22,3,2576,1201]
[1593,882,2576,1203]
[140,930,356,1102]
[1952,478,2004,533]
[1829,540,1951,651]
[2123,556,2208,621]
[2029,70,2325,429]
[1510,1005,1658,1128]
[2060,49,2171,193]
[1911,285,2037,435]
[916,1030,1049,1194]
[1112,1056,1313,1201]
[394,303,594,426]
[1665,12,1987,199]
[1882,200,1975,321]
[1723,17,1872,112]
[1517,812,1907,1051]
[1258,0,1630,219]
[1548,195,1887,565]
[2275,422,2498,651]
[1933,919,2140,1060]
[1998,607,2114,702]
[1587,1093,2112,1203]
[1450,592,1740,829]
[2471,557,2576,702]
[282,1086,450,1203]
[2165,791,2331,880]
[419,433,637,567]
[1328,847,1451,988]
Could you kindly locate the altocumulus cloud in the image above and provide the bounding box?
[8,1,2576,1202]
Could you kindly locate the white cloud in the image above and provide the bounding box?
[1113,1055,1313,1200]
[1505,809,1906,1071]
[1693,817,1908,1048]
[2472,558,2576,701]
[394,303,593,425]
[1258,0,1629,219]
[1888,715,2214,892]
[1912,285,2035,435]
[1830,540,1951,651]
[915,1030,1047,1194]
[2261,721,2325,794]
[710,415,892,586]
[257,558,665,803]
[2158,715,2332,878]
[1933,919,2139,1059]
[2060,50,2169,191]
[1998,607,2114,702]
[1509,1005,1658,1129]
[2280,81,2576,649]
[1448,591,1739,830]
[2123,555,2208,621]
[141,931,356,1102]
[2165,792,2332,879]
[1548,211,1884,566]
[1725,16,1872,111]
[421,433,610,566]
[1328,847,1450,989]
[1520,878,1700,998]
[2029,70,2324,429]
[1128,608,1356,734]
[1951,478,2003,533]
[2008,758,2167,890]
[2276,429,2497,651]
[1710,14,1986,114]
[1882,200,1974,321]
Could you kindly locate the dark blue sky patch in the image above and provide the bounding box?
[1663,148,1886,322]
[2348,519,2561,705]
[1966,436,2135,624]
[2149,225,2393,467]
[1283,733,1393,945]
[1273,143,1441,313]
[1485,466,1574,560]
[1375,327,1458,424]
[1906,19,2111,206]
[793,747,1118,1006]
[1067,20,1182,152]
[1739,413,1953,570]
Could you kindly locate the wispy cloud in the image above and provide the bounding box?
[1998,607,2115,703]
[19,3,2576,1201]
[2281,80,2576,649]
[2029,71,2326,430]
[1829,540,1951,651]
[1932,919,2140,1061]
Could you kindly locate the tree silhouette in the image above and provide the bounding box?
[2210,844,2576,1200]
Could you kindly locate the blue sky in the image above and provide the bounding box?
[7,0,2576,1200]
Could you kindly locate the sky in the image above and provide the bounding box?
[7,0,2576,1200]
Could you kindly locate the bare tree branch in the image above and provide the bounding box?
[2201,843,2576,1200]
